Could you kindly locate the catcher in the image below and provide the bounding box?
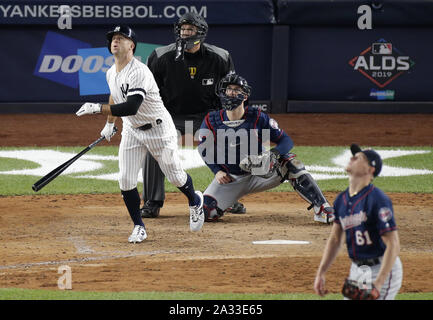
[197,72,334,223]
[314,144,403,300]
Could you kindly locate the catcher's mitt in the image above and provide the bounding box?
[239,148,280,178]
[341,278,380,300]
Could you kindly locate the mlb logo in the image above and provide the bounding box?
[372,43,392,55]
[202,78,214,85]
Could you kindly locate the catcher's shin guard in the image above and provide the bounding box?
[282,156,335,223]
[203,195,225,222]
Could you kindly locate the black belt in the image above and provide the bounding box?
[352,257,381,267]
[137,119,162,131]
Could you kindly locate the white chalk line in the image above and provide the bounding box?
[0,249,190,271]
[68,236,94,254]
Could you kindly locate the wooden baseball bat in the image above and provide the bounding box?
[32,127,117,192]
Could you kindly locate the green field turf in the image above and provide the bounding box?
[0,288,432,300]
[0,146,432,196]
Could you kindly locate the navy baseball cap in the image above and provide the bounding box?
[350,144,382,177]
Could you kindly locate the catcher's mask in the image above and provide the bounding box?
[216,73,252,111]
[106,25,137,54]
[174,12,208,53]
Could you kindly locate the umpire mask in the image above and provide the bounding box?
[174,12,208,60]
[216,73,252,111]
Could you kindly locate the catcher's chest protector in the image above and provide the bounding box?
[207,107,265,159]
[207,107,260,132]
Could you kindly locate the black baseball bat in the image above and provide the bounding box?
[32,127,117,192]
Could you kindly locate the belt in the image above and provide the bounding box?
[137,119,162,131]
[352,257,381,267]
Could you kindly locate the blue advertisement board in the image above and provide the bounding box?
[286,26,432,102]
[0,24,272,102]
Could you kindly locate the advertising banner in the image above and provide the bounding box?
[0,25,272,103]
[286,26,432,101]
[0,0,276,25]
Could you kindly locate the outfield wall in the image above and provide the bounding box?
[1,0,432,113]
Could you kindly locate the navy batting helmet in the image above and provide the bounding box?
[216,72,252,111]
[174,12,208,50]
[106,25,137,54]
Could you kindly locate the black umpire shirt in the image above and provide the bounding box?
[146,42,234,131]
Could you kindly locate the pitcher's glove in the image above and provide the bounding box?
[341,278,380,300]
[239,148,280,178]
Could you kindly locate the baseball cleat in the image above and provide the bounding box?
[314,203,335,224]
[226,201,246,214]
[189,191,204,232]
[128,225,147,243]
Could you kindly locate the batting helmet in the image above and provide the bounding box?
[216,72,252,111]
[106,25,137,54]
[174,12,208,50]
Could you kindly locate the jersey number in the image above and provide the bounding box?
[355,230,373,246]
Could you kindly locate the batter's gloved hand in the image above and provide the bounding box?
[76,102,102,116]
[100,122,116,142]
[341,278,380,300]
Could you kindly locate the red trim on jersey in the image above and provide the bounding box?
[242,106,250,120]
[205,113,216,137]
[379,226,397,235]
[253,109,261,129]
[350,185,375,260]
[219,109,224,122]
[351,229,356,260]
[352,185,375,211]
[274,129,284,142]
[383,270,393,300]
[221,164,230,173]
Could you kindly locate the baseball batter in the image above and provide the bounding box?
[75,25,204,243]
[198,73,334,223]
[314,144,403,300]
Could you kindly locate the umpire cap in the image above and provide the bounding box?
[350,144,382,177]
[106,25,137,54]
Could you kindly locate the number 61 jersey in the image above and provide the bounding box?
[333,184,397,260]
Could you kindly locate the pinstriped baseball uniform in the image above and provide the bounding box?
[106,57,187,191]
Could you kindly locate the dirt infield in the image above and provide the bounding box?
[1,113,433,295]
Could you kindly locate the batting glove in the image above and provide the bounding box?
[100,122,116,142]
[76,102,102,116]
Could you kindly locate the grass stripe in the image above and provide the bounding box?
[0,288,432,300]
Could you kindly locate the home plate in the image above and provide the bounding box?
[252,240,310,245]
